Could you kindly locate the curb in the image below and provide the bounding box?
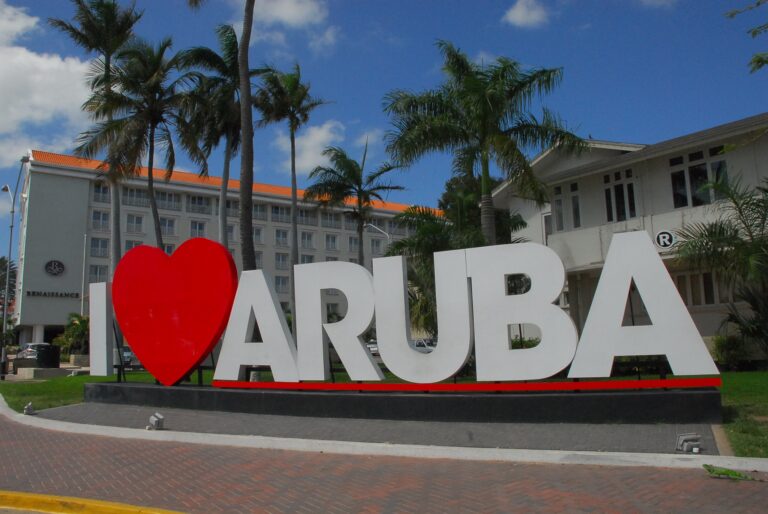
[0,490,182,514]
[1,394,767,472]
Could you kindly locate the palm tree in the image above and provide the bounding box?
[76,37,206,248]
[254,64,325,320]
[49,0,142,278]
[384,40,584,244]
[179,25,265,249]
[305,143,403,266]
[187,0,259,270]
[676,178,768,352]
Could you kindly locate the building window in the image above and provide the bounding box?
[252,226,262,244]
[674,271,725,306]
[156,191,181,211]
[272,206,291,223]
[275,229,289,247]
[542,213,552,245]
[604,170,636,222]
[350,257,359,264]
[669,146,728,209]
[125,240,142,252]
[349,236,359,253]
[163,244,175,255]
[91,210,109,231]
[160,217,176,236]
[321,212,341,229]
[325,234,337,251]
[89,264,108,283]
[253,203,267,221]
[298,208,317,226]
[123,187,149,207]
[275,276,290,294]
[326,256,338,262]
[570,183,581,229]
[552,187,564,231]
[280,301,290,314]
[275,252,289,270]
[301,231,314,249]
[226,224,236,242]
[326,302,340,320]
[187,195,212,214]
[255,251,262,268]
[225,199,239,217]
[300,254,314,264]
[126,214,143,234]
[90,237,108,258]
[93,182,110,203]
[190,220,206,238]
[371,238,383,256]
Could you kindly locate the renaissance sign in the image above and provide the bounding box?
[90,232,719,387]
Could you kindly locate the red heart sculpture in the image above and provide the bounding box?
[112,238,238,386]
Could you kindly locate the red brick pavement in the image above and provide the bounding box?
[0,415,766,513]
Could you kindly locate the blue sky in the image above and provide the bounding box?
[0,0,766,250]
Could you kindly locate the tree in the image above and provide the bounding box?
[384,40,584,244]
[53,313,90,355]
[187,0,258,270]
[727,0,768,72]
[254,64,325,324]
[49,0,143,277]
[676,178,768,354]
[0,258,16,316]
[179,25,264,249]
[304,143,403,265]
[77,37,206,248]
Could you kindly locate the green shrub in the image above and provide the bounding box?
[52,313,89,355]
[714,334,749,370]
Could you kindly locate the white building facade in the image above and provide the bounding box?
[13,150,413,344]
[493,112,768,341]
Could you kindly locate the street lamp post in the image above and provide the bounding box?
[1,156,29,374]
[364,222,391,242]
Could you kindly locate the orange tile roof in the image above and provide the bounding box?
[31,150,417,214]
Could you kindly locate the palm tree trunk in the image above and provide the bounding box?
[480,151,496,245]
[357,218,365,267]
[109,179,122,274]
[237,0,256,270]
[289,128,299,334]
[146,126,164,248]
[218,135,232,248]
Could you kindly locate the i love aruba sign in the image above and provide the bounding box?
[92,231,720,390]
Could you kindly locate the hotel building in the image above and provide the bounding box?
[493,112,768,342]
[13,150,413,345]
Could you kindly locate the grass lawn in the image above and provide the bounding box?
[1,368,766,458]
[720,371,768,458]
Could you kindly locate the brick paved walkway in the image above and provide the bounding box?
[0,415,766,513]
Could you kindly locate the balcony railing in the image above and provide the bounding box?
[158,199,182,211]
[124,196,150,208]
[93,192,110,204]
[298,215,317,226]
[188,203,211,215]
[272,212,291,224]
[321,215,342,229]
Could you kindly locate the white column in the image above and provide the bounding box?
[32,324,45,343]
[89,282,114,376]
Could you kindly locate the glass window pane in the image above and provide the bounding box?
[712,160,728,199]
[604,188,613,222]
[627,183,636,219]
[690,274,702,306]
[571,196,581,228]
[702,272,715,304]
[614,171,621,181]
[554,199,564,231]
[669,156,683,167]
[671,170,688,208]
[603,174,610,184]
[709,145,724,157]
[570,182,578,192]
[614,184,626,221]
[676,275,689,304]
[688,150,703,162]
[689,163,710,206]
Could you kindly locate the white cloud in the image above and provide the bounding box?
[309,25,339,55]
[0,193,11,218]
[0,1,90,167]
[502,0,549,28]
[274,120,345,175]
[0,0,38,46]
[354,129,384,148]
[229,0,327,28]
[638,0,677,7]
